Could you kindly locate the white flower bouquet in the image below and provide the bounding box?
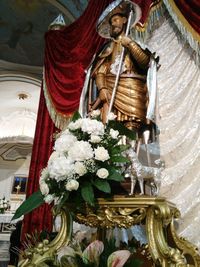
[13,111,135,219]
[40,111,134,207]
[0,197,10,214]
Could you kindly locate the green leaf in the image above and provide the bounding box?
[107,167,124,182]
[81,183,95,206]
[71,110,81,122]
[93,179,111,193]
[125,258,143,267]
[55,192,69,214]
[108,121,136,140]
[12,190,45,220]
[111,144,130,156]
[111,155,130,163]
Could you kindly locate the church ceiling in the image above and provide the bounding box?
[0,0,88,66]
[0,143,32,162]
[0,0,88,163]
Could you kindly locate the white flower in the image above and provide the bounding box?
[65,180,79,191]
[68,119,82,130]
[44,194,54,204]
[39,181,49,195]
[81,118,104,136]
[94,147,110,162]
[85,159,96,173]
[107,112,117,120]
[54,133,77,153]
[68,141,93,161]
[61,129,71,135]
[3,204,8,208]
[90,135,101,143]
[74,161,87,176]
[48,151,62,167]
[48,156,74,181]
[40,167,49,182]
[97,168,109,179]
[90,109,101,118]
[110,129,119,139]
[0,204,3,208]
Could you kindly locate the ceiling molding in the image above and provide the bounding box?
[0,136,33,145]
[0,60,43,77]
[0,72,41,86]
[0,143,32,162]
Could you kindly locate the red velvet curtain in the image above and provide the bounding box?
[23,0,158,236]
[44,0,113,118]
[23,0,113,237]
[44,0,157,120]
[174,0,200,35]
[22,87,55,237]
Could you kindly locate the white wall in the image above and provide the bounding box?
[0,155,31,200]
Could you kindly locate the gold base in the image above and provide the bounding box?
[18,196,200,267]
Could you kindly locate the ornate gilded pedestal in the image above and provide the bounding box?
[18,196,200,267]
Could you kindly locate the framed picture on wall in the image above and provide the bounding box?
[12,176,28,194]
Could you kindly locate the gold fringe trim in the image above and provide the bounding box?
[163,0,200,61]
[131,0,165,42]
[43,68,72,130]
[135,0,164,32]
[165,0,200,42]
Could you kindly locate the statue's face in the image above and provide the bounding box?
[110,14,127,38]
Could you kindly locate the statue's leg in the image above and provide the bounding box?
[138,177,144,195]
[136,137,142,156]
[129,175,137,195]
[143,130,152,166]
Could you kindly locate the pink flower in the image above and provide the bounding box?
[107,250,131,267]
[82,240,104,265]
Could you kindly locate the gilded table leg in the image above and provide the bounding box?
[168,217,200,267]
[18,208,72,267]
[146,203,197,266]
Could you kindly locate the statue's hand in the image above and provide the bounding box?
[120,36,132,47]
[99,88,109,102]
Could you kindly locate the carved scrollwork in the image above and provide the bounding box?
[169,220,200,266]
[18,196,200,267]
[153,203,178,226]
[18,208,73,267]
[75,206,147,228]
[146,202,200,267]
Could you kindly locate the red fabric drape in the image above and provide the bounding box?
[23,0,113,236]
[135,0,159,25]
[23,0,157,236]
[22,88,55,237]
[174,0,200,35]
[44,0,113,117]
[44,0,156,119]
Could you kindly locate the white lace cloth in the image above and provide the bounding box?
[71,14,200,249]
[147,15,200,249]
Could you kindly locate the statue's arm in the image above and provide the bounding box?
[127,41,150,68]
[120,36,150,68]
[93,62,109,103]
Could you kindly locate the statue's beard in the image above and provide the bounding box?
[110,26,124,38]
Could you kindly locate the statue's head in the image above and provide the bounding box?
[109,13,127,38]
[97,0,141,39]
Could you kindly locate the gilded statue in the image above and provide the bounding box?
[80,0,158,134]
[79,0,160,195]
